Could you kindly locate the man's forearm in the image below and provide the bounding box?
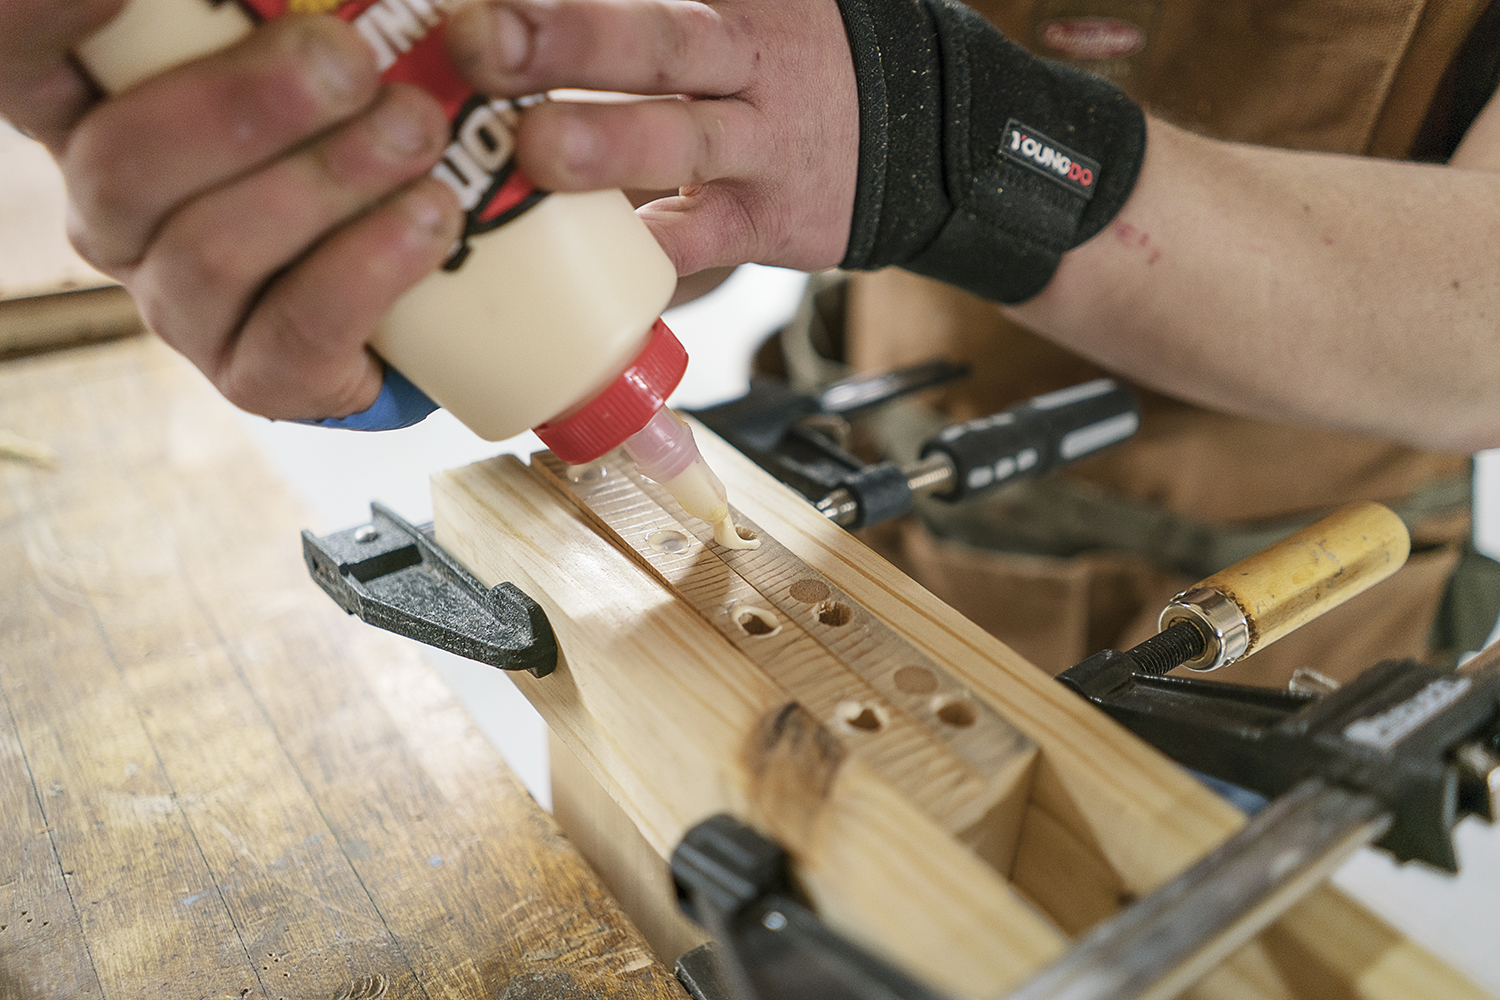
[1010,117,1500,452]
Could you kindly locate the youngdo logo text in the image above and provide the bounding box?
[999,119,1100,200]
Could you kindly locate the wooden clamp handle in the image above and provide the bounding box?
[1160,501,1410,671]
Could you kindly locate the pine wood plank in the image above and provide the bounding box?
[431,430,1491,1000]
[531,449,1036,868]
[549,731,712,967]
[0,335,684,1000]
[434,457,1066,997]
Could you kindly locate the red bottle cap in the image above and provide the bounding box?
[533,318,688,464]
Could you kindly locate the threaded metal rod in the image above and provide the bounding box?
[1127,620,1208,677]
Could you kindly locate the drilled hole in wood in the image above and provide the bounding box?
[647,529,690,554]
[566,461,609,484]
[893,666,937,694]
[935,699,977,728]
[788,579,830,603]
[816,601,853,627]
[837,701,886,733]
[734,606,781,637]
[736,525,758,541]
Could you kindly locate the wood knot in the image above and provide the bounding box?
[743,703,847,844]
[333,973,389,1000]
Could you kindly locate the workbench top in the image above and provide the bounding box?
[0,333,684,1000]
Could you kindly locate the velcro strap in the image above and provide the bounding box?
[836,0,1146,303]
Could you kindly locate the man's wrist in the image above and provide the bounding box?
[835,0,1146,303]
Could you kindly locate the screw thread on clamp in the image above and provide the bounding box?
[1127,620,1209,677]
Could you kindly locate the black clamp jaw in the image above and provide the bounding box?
[671,816,948,1000]
[1059,652,1500,871]
[301,501,557,678]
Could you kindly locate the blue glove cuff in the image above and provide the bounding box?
[300,366,440,431]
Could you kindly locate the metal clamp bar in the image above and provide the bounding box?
[1003,778,1391,1000]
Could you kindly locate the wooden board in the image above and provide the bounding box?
[0,334,684,1000]
[436,455,1065,997]
[432,433,1494,1000]
[531,449,1037,869]
[0,124,142,357]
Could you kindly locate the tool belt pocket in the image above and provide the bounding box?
[865,519,1183,673]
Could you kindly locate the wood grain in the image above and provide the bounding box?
[435,456,1066,997]
[0,335,684,1000]
[432,426,1493,1000]
[549,731,711,966]
[531,450,1036,868]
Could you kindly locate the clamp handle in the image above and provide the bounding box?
[1161,501,1410,671]
[920,378,1139,501]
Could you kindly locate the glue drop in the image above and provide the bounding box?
[76,0,754,544]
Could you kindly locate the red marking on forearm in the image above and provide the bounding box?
[1115,221,1162,264]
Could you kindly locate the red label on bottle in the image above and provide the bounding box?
[232,0,543,269]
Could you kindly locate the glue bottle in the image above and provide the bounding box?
[76,0,756,547]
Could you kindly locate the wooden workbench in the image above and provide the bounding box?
[0,331,685,1000]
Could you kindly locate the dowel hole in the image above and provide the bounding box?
[788,579,830,603]
[566,461,609,484]
[647,529,691,554]
[935,699,977,728]
[736,525,758,542]
[893,666,938,694]
[816,601,853,627]
[837,701,886,733]
[733,606,781,637]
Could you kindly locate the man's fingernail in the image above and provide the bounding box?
[450,2,532,76]
[371,94,430,157]
[405,186,456,239]
[562,118,600,171]
[490,5,532,72]
[306,27,366,105]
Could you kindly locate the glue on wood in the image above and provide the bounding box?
[76,0,756,545]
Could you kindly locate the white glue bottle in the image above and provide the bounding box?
[76,0,757,548]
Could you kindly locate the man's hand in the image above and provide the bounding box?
[1,8,462,422]
[445,0,859,278]
[0,0,123,153]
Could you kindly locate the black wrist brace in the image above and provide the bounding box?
[835,0,1146,303]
